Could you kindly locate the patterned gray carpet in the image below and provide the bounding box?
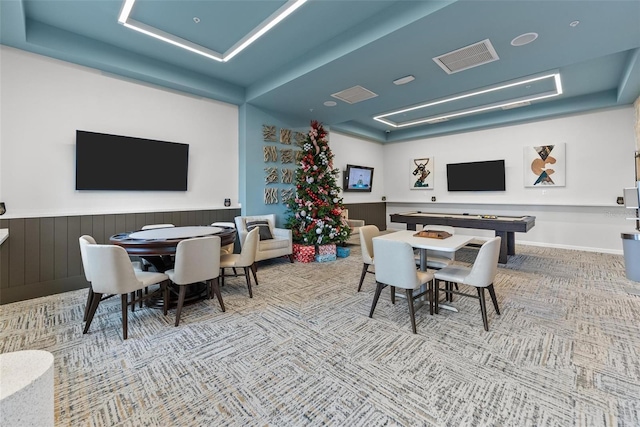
[1,244,639,426]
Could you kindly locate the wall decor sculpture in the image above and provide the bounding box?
[264,188,278,204]
[411,157,434,189]
[294,131,306,147]
[263,146,278,162]
[524,143,566,187]
[262,125,276,142]
[265,167,279,184]
[280,128,292,144]
[280,149,294,163]
[281,188,294,204]
[282,168,294,184]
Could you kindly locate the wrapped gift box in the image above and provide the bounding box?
[293,243,315,263]
[336,246,350,258]
[315,253,337,263]
[317,244,336,255]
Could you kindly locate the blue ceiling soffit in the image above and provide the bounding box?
[1,0,639,143]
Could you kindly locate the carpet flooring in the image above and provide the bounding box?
[1,244,639,426]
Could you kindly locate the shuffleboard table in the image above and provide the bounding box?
[390,211,535,264]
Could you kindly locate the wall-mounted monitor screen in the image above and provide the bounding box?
[446,159,506,191]
[75,130,189,191]
[343,164,374,192]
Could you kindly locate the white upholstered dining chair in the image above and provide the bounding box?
[164,236,223,327]
[83,244,169,339]
[433,236,501,331]
[357,225,379,292]
[370,238,434,334]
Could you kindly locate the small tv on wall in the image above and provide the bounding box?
[343,164,374,192]
[446,159,506,191]
[75,130,189,191]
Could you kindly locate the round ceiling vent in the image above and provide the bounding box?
[511,32,538,47]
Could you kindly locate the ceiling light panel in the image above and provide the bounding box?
[331,85,378,104]
[118,0,307,62]
[433,39,499,74]
[374,73,562,128]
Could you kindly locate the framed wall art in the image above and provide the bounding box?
[411,157,434,189]
[524,143,566,187]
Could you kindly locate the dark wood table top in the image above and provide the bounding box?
[110,225,237,256]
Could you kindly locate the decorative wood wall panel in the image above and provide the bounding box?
[343,202,387,231]
[0,208,240,304]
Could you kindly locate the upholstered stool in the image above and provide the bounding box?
[0,349,54,426]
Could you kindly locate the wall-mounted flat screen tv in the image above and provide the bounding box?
[446,159,505,191]
[75,130,189,191]
[343,164,374,192]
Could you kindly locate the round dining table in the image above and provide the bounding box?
[110,225,237,307]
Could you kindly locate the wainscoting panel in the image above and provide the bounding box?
[343,202,387,231]
[0,209,240,304]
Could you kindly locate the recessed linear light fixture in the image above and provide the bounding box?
[118,0,307,62]
[373,73,562,128]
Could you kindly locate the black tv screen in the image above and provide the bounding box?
[75,130,189,191]
[446,159,505,191]
[343,164,374,192]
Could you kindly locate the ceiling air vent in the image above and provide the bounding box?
[501,101,531,110]
[433,39,499,74]
[331,85,378,104]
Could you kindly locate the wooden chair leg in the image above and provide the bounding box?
[244,267,253,298]
[487,284,500,314]
[121,294,129,340]
[428,280,434,315]
[83,286,94,322]
[406,289,417,334]
[211,277,225,312]
[163,282,169,316]
[369,282,384,318]
[390,286,396,304]
[251,263,259,286]
[130,292,136,312]
[434,280,440,314]
[477,288,489,331]
[175,286,187,327]
[357,263,368,292]
[220,268,225,287]
[83,292,103,334]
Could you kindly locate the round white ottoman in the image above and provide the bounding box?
[0,350,54,426]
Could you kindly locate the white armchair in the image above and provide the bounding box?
[341,209,365,244]
[234,214,293,265]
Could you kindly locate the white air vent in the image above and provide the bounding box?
[331,85,378,104]
[433,39,499,74]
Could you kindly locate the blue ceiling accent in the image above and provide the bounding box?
[2,0,639,143]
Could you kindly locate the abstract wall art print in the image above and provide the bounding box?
[411,157,434,189]
[524,143,565,187]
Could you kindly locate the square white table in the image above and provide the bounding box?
[373,230,474,311]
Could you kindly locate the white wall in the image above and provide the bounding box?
[0,46,239,218]
[383,108,637,253]
[330,131,385,204]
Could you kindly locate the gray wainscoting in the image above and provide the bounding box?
[343,202,387,231]
[0,209,240,304]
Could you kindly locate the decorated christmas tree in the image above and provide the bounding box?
[285,121,350,246]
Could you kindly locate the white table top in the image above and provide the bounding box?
[373,230,473,252]
[129,226,222,240]
[0,229,7,245]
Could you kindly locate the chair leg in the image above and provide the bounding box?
[369,282,384,318]
[83,292,103,334]
[130,292,136,312]
[83,286,94,322]
[428,280,434,315]
[390,286,396,304]
[211,277,225,312]
[175,286,187,327]
[220,268,225,287]
[487,284,500,315]
[477,288,489,331]
[357,263,368,292]
[163,282,169,316]
[121,294,129,340]
[244,267,253,298]
[406,289,417,334]
[434,280,440,314]
[251,263,259,286]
